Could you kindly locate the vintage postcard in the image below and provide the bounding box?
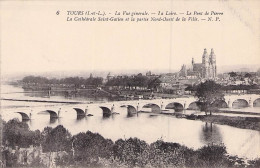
[0,0,260,167]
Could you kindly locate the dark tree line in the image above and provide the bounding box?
[1,119,71,152]
[21,76,103,87]
[228,72,254,78]
[21,74,162,89]
[3,119,259,167]
[106,75,161,89]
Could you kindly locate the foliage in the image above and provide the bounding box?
[72,131,113,164]
[185,85,195,91]
[22,76,49,84]
[2,150,18,167]
[29,155,46,167]
[22,76,103,87]
[2,118,40,148]
[113,138,149,167]
[43,125,72,152]
[106,75,161,90]
[21,74,161,89]
[196,144,227,166]
[55,152,74,167]
[248,158,260,168]
[148,77,161,90]
[2,119,260,168]
[195,80,225,115]
[228,72,237,78]
[41,126,53,152]
[148,140,185,167]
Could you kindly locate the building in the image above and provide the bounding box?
[159,73,200,95]
[179,48,217,79]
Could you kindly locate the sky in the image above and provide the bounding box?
[1,0,260,76]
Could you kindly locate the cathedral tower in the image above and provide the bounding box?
[209,48,217,78]
[202,48,209,78]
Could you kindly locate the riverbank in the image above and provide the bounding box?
[186,114,260,131]
[2,119,260,168]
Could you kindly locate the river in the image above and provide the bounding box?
[1,84,260,160]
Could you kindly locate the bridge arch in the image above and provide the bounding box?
[142,103,161,113]
[99,106,111,117]
[188,102,200,110]
[127,105,137,116]
[16,112,30,121]
[232,99,249,108]
[73,108,86,116]
[253,98,260,107]
[165,102,184,112]
[212,100,228,108]
[44,110,59,118]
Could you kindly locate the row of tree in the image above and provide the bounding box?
[21,74,162,89]
[228,72,255,78]
[106,75,161,89]
[21,76,103,87]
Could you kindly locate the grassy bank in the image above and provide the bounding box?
[186,114,260,131]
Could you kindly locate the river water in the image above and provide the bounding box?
[1,84,260,160]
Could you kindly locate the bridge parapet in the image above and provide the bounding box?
[80,94,260,114]
[224,94,260,108]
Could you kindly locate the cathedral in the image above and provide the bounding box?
[179,48,217,79]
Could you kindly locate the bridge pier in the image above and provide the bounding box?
[137,103,140,112]
[183,102,187,110]
[111,104,115,113]
[248,98,253,107]
[228,99,232,108]
[127,105,138,116]
[160,102,165,111]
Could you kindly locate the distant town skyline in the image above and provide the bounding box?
[1,1,260,76]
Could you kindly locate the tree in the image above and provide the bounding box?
[72,131,113,164]
[2,119,37,148]
[43,125,72,152]
[148,78,161,90]
[195,80,224,115]
[228,72,237,78]
[113,138,149,167]
[244,73,252,78]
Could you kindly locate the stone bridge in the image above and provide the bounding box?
[95,94,260,116]
[16,94,260,120]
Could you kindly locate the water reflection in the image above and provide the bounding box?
[200,122,223,145]
[174,111,185,118]
[149,114,158,118]
[76,115,85,120]
[21,119,31,124]
[50,117,58,124]
[103,113,111,118]
[127,113,135,118]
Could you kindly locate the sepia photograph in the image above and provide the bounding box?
[0,0,260,167]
